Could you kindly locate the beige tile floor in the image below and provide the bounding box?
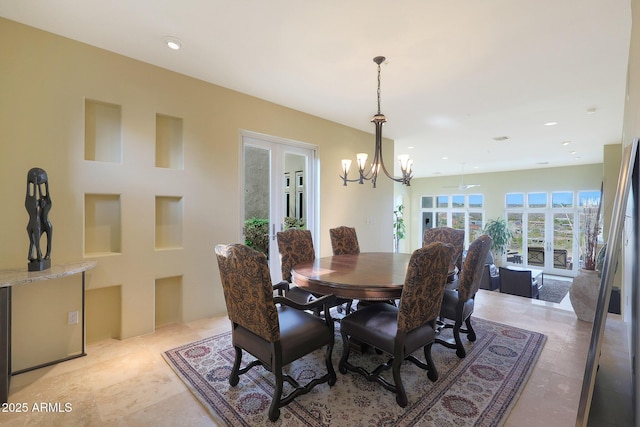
[2,289,632,426]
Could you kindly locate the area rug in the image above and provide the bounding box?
[538,278,572,303]
[163,318,545,426]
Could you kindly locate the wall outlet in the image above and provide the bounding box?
[68,310,79,325]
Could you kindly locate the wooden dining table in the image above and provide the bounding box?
[291,252,412,301]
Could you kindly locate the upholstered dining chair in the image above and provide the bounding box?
[329,226,360,314]
[329,226,360,255]
[422,227,465,283]
[276,228,317,305]
[435,234,492,358]
[498,267,540,299]
[338,242,455,407]
[215,243,337,422]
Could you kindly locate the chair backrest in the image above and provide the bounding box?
[329,226,360,255]
[422,227,465,272]
[215,243,279,342]
[276,228,315,282]
[498,267,535,297]
[457,234,493,301]
[397,242,455,333]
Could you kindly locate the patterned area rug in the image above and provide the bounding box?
[163,317,545,426]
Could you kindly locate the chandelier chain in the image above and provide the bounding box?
[377,62,382,115]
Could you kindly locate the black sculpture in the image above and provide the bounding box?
[25,167,52,271]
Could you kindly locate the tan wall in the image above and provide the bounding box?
[0,18,393,369]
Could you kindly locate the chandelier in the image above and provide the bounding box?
[340,56,413,188]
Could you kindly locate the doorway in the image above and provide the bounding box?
[241,132,317,282]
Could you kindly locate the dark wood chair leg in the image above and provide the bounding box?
[392,357,407,407]
[338,330,351,374]
[423,343,439,381]
[465,317,476,341]
[325,342,337,385]
[229,347,242,386]
[269,357,284,422]
[453,321,466,358]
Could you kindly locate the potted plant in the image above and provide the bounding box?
[483,217,512,264]
[393,204,406,253]
[569,202,602,322]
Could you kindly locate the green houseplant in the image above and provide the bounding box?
[244,217,269,256]
[483,217,513,262]
[393,204,406,253]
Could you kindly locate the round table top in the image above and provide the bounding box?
[291,252,411,300]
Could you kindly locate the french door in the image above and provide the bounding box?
[506,210,578,276]
[241,131,317,282]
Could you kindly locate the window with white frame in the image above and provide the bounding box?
[420,194,484,247]
[504,190,601,271]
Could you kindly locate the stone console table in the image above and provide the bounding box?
[0,260,96,404]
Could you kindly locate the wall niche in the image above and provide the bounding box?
[84,193,121,256]
[84,99,122,163]
[155,196,183,249]
[155,276,183,327]
[156,114,184,169]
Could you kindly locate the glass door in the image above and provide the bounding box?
[507,213,577,276]
[242,133,316,282]
[526,212,546,268]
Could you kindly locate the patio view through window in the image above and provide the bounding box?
[505,190,601,274]
[421,194,484,248]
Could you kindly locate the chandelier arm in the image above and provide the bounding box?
[374,119,411,185]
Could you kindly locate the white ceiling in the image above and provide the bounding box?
[0,1,632,178]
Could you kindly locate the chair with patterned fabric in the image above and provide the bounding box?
[329,226,360,313]
[422,227,465,283]
[215,243,337,422]
[275,228,317,305]
[338,242,454,407]
[329,226,360,255]
[435,234,492,358]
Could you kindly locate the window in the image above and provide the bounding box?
[504,190,600,272]
[578,190,601,207]
[420,194,484,247]
[528,192,547,208]
[506,193,524,208]
[552,192,573,208]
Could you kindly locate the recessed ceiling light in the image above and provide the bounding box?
[493,136,509,141]
[570,150,577,154]
[586,107,597,114]
[537,162,549,165]
[408,146,415,150]
[441,156,449,160]
[165,37,182,50]
[562,141,570,146]
[544,122,557,126]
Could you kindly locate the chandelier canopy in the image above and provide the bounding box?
[340,56,413,188]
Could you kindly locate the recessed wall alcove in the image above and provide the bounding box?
[156,114,184,169]
[86,285,122,343]
[84,194,122,256]
[155,196,183,249]
[84,99,122,163]
[155,276,183,327]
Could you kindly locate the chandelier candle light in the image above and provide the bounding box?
[340,56,413,188]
